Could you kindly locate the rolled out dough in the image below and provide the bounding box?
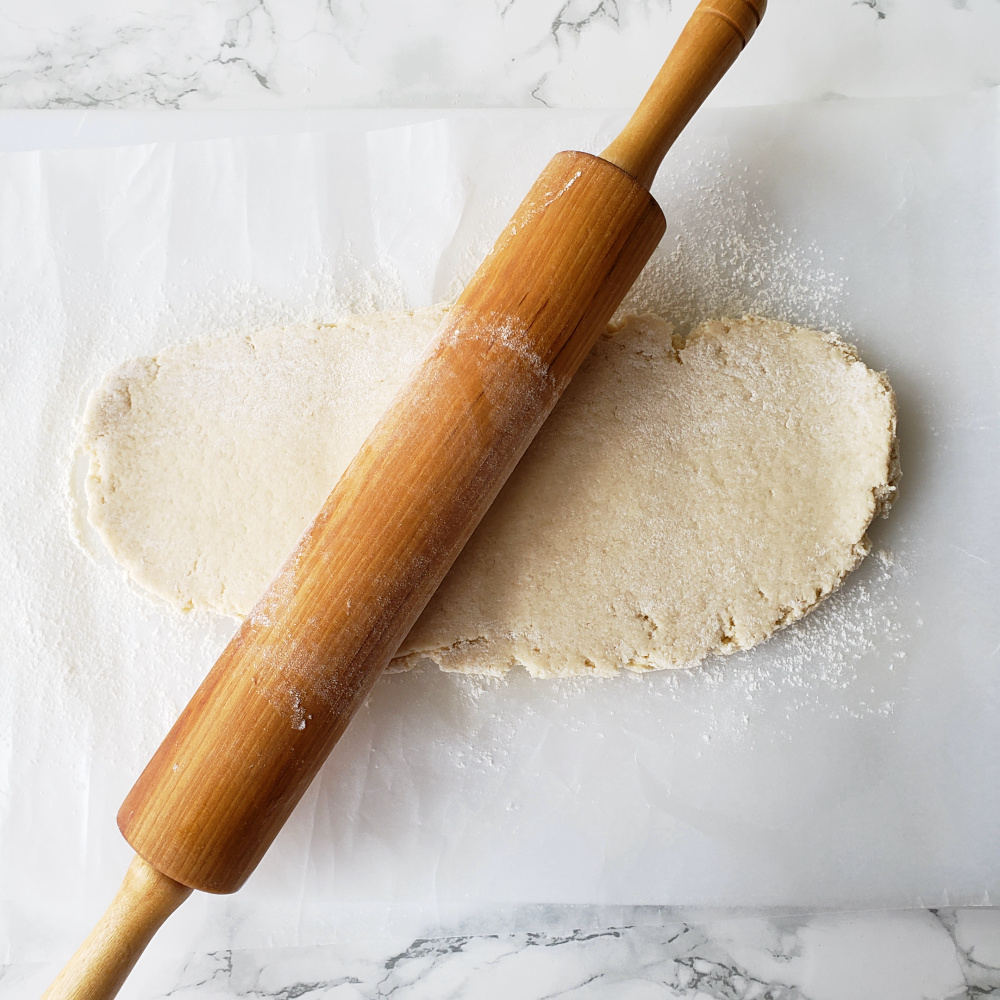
[79,308,898,677]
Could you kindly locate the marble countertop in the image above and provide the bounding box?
[0,0,998,110]
[4,907,1000,998]
[2,1,999,997]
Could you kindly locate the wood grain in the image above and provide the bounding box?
[117,151,665,893]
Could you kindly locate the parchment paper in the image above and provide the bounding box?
[1,93,998,963]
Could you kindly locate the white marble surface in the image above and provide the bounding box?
[3,0,1000,997]
[3,908,1000,998]
[0,0,998,111]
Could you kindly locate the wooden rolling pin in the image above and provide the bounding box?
[43,1,765,995]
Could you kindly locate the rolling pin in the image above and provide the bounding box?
[43,1,765,995]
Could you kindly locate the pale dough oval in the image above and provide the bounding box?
[79,309,898,677]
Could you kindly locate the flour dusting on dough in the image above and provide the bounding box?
[77,308,898,678]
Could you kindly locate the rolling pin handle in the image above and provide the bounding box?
[41,855,192,1000]
[601,0,767,190]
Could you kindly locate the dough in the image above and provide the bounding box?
[81,306,446,617]
[79,309,898,676]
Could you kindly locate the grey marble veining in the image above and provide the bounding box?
[0,0,998,111]
[4,907,1000,998]
[158,909,1000,999]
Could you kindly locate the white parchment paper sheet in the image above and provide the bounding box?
[1,94,998,963]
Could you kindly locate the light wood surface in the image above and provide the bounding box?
[40,856,191,1000]
[44,0,765,995]
[602,0,767,188]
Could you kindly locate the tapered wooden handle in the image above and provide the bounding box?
[602,0,766,188]
[41,856,191,1000]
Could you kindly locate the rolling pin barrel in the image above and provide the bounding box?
[117,151,666,893]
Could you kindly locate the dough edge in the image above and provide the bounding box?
[77,310,899,679]
[394,314,900,678]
